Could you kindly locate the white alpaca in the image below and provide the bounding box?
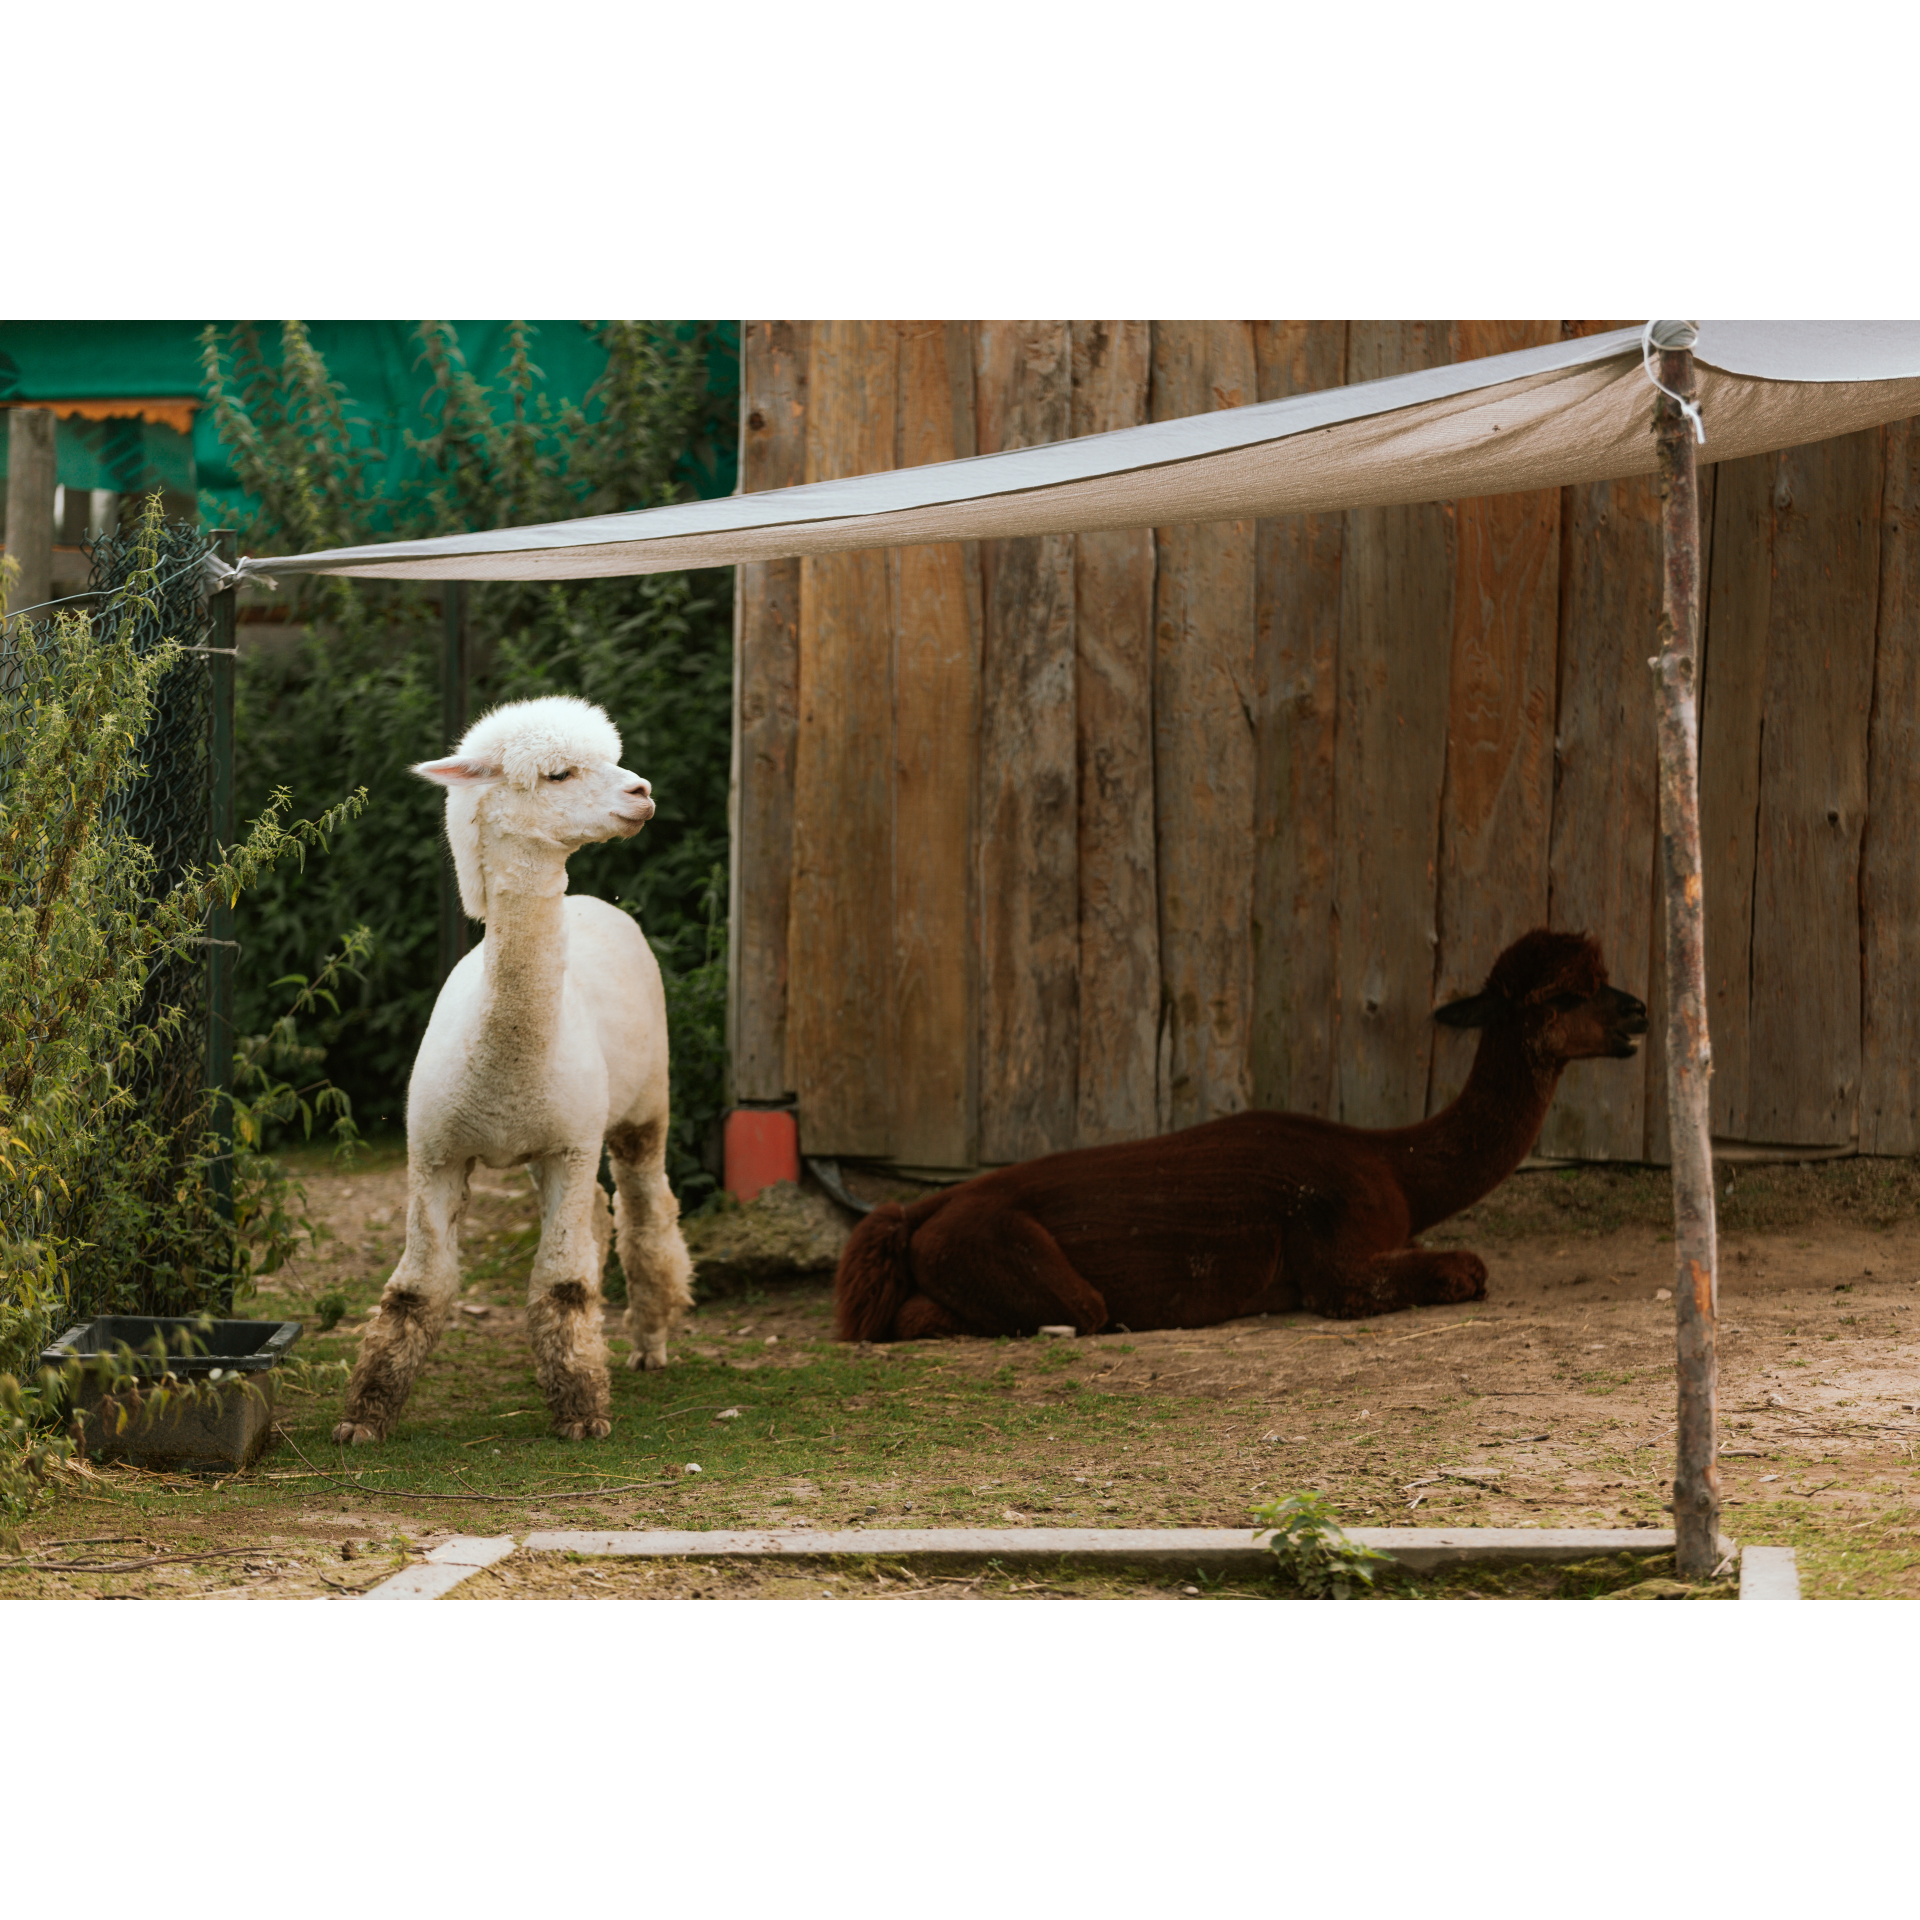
[333,694,693,1444]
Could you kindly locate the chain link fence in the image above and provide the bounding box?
[0,520,229,1336]
[97,518,218,1171]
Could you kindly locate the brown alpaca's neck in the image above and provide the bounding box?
[1379,1024,1562,1236]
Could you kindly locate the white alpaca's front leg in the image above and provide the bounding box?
[335,1157,472,1444]
[525,1149,615,1439]
[608,1119,694,1370]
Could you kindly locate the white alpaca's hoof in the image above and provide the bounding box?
[555,1417,613,1441]
[332,1421,380,1446]
[624,1345,670,1372]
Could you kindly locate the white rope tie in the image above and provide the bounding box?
[1642,319,1706,445]
[201,551,279,595]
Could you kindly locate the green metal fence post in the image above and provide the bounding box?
[440,580,470,984]
[207,528,237,1307]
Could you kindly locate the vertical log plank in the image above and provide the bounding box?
[1070,321,1159,1146]
[975,321,1078,1163]
[1694,452,1772,1145]
[1862,419,1920,1154]
[1541,341,1703,1163]
[1541,465,1661,1158]
[1151,321,1259,1132]
[1335,322,1453,1128]
[1249,321,1347,1118]
[1746,429,1883,1145]
[890,322,981,1169]
[730,321,809,1103]
[1640,826,1672,1167]
[1429,321,1562,1117]
[4,408,56,625]
[787,323,897,1156]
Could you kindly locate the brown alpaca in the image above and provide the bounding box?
[834,929,1647,1339]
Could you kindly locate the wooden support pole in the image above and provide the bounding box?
[1650,335,1720,1580]
[439,581,470,985]
[4,406,57,626]
[207,529,238,1308]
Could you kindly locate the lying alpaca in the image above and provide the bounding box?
[835,929,1646,1338]
[334,695,693,1444]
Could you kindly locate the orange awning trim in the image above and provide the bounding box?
[1,397,198,436]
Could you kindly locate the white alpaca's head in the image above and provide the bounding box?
[413,695,654,921]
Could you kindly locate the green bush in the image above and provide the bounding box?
[0,510,366,1521]
[1251,1491,1392,1598]
[197,321,737,1204]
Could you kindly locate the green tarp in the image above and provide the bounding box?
[0,321,738,519]
[0,410,195,498]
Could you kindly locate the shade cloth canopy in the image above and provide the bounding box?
[230,321,1920,586]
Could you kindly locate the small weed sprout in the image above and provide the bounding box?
[1252,1491,1390,1599]
[274,1355,350,1397]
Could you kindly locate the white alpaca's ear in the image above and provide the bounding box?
[413,755,501,788]
[418,758,497,922]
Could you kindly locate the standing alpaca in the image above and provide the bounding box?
[333,695,693,1444]
[835,929,1647,1338]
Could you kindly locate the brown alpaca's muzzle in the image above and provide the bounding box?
[1603,985,1650,1056]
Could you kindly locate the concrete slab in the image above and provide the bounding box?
[1739,1545,1801,1600]
[523,1527,1265,1569]
[1345,1527,1735,1572]
[361,1535,517,1601]
[521,1526,1714,1574]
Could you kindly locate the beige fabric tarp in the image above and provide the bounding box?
[231,321,1920,585]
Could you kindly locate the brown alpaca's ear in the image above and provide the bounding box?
[1434,991,1498,1028]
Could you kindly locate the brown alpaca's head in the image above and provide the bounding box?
[1433,929,1649,1065]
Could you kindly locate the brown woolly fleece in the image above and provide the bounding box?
[834,929,1648,1341]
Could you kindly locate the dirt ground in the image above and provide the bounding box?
[6,1145,1917,1600]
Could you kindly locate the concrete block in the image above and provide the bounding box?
[526,1527,1265,1568]
[1342,1527,1734,1573]
[1739,1545,1801,1600]
[361,1535,517,1602]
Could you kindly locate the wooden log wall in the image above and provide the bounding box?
[732,321,1920,1171]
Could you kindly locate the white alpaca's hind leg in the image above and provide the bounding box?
[525,1150,615,1439]
[608,1119,693,1370]
[335,1156,472,1444]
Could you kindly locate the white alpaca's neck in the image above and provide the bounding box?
[471,833,572,1085]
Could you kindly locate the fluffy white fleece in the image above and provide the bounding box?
[332,693,693,1446]
[441,697,626,922]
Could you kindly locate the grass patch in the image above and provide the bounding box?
[11,1139,1918,1599]
[32,1299,1257,1550]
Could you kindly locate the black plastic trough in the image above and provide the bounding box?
[42,1315,302,1376]
[44,1316,303,1470]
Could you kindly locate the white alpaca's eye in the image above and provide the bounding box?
[546,769,573,782]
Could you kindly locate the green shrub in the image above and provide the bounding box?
[1252,1491,1392,1598]
[0,507,364,1522]
[197,321,737,1206]
[228,928,369,1277]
